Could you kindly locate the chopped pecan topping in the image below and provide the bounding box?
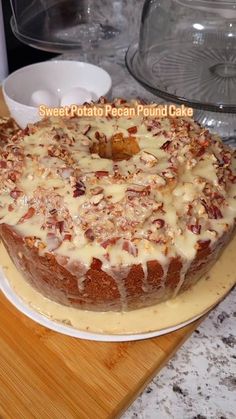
[8,171,19,182]
[127,126,137,134]
[140,151,157,166]
[49,208,57,215]
[46,233,62,251]
[127,185,151,196]
[98,97,107,104]
[10,188,22,200]
[160,140,171,150]
[122,240,138,257]
[85,228,95,241]
[95,171,109,178]
[18,207,35,223]
[188,224,201,235]
[101,237,120,248]
[196,147,206,158]
[162,170,174,179]
[73,180,86,197]
[82,124,91,135]
[152,218,165,229]
[196,239,211,250]
[201,200,223,219]
[90,193,104,205]
[8,204,15,212]
[95,131,106,141]
[90,186,104,195]
[64,233,72,241]
[0,161,7,168]
[56,220,64,233]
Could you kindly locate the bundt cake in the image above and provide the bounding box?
[0,99,235,311]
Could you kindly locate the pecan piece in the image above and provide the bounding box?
[127,185,151,196]
[56,220,64,234]
[101,237,120,248]
[201,200,223,219]
[10,188,22,200]
[46,233,62,251]
[64,233,72,241]
[82,124,91,135]
[73,180,86,197]
[84,228,95,241]
[0,161,7,168]
[188,224,201,235]
[95,171,109,178]
[122,240,138,257]
[18,207,35,223]
[160,140,171,151]
[90,186,104,195]
[152,219,165,229]
[90,193,104,205]
[127,126,137,134]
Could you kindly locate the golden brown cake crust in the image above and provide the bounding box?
[1,223,234,311]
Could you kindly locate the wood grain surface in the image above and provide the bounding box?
[0,90,202,419]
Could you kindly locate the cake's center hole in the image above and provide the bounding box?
[90,132,140,161]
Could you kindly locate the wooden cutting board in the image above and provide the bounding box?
[0,90,203,419]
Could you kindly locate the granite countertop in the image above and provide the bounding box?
[123,287,236,419]
[60,52,235,419]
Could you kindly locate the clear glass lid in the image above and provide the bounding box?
[10,0,140,53]
[126,0,236,112]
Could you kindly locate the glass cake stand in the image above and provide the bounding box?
[126,0,236,143]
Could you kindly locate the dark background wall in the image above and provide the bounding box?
[2,1,56,73]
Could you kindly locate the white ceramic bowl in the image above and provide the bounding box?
[3,60,112,128]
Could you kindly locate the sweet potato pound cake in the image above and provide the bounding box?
[0,99,235,311]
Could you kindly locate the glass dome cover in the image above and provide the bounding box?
[10,0,140,53]
[126,0,236,113]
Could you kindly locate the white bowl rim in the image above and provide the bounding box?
[3,60,112,110]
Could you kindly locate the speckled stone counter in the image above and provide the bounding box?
[123,287,236,419]
[59,52,236,419]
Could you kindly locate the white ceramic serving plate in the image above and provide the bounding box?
[0,270,207,342]
[2,60,112,128]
